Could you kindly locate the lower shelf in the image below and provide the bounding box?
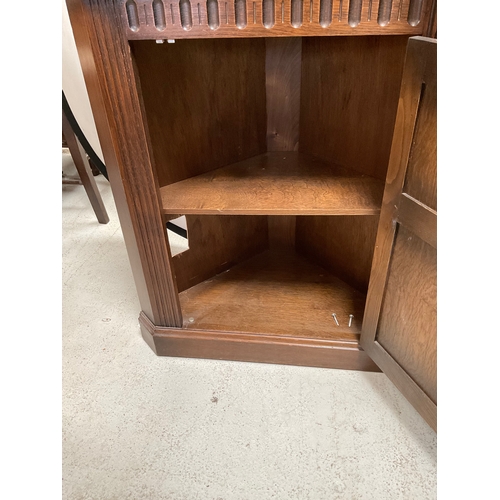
[180,250,364,339]
[139,250,380,371]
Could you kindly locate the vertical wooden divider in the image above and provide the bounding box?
[265,37,302,249]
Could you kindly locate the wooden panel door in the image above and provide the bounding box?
[361,37,437,431]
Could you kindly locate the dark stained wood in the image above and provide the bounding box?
[130,37,267,188]
[361,36,437,431]
[120,0,432,39]
[397,193,436,248]
[66,0,183,327]
[179,249,366,338]
[62,110,110,224]
[424,0,437,38]
[297,38,390,297]
[377,227,436,404]
[403,68,437,211]
[268,215,296,249]
[266,37,301,152]
[299,36,409,181]
[296,215,379,293]
[159,152,384,215]
[265,38,301,252]
[140,312,381,371]
[362,36,435,339]
[172,215,269,292]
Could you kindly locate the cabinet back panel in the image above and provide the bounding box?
[266,37,302,152]
[299,35,408,181]
[172,215,269,292]
[296,215,379,293]
[265,37,302,249]
[130,38,267,187]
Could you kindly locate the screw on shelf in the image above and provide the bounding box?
[348,314,354,327]
[332,313,339,326]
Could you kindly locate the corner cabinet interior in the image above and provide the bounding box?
[67,0,437,428]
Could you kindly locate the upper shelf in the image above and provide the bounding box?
[122,0,431,40]
[160,151,384,215]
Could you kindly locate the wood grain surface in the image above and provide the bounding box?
[296,215,379,292]
[172,215,269,292]
[402,69,437,211]
[179,249,366,339]
[362,37,433,341]
[376,226,436,404]
[299,35,409,181]
[140,312,381,371]
[266,37,302,152]
[265,38,301,250]
[130,37,267,187]
[268,215,296,249]
[160,152,384,214]
[360,37,437,431]
[397,193,436,248]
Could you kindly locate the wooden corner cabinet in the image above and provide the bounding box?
[67,0,437,430]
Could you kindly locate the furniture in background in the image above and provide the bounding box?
[62,106,109,224]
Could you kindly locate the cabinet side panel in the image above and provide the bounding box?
[130,38,267,187]
[296,215,379,293]
[299,36,408,181]
[67,0,182,327]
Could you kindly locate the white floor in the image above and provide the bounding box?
[62,154,437,499]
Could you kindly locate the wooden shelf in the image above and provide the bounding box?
[179,249,366,341]
[160,152,384,215]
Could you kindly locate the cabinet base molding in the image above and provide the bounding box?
[139,312,380,372]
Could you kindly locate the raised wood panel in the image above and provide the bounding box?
[299,35,409,180]
[160,152,384,215]
[172,215,268,292]
[130,37,267,187]
[403,69,437,210]
[377,225,436,404]
[296,215,379,293]
[121,0,433,39]
[361,37,431,339]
